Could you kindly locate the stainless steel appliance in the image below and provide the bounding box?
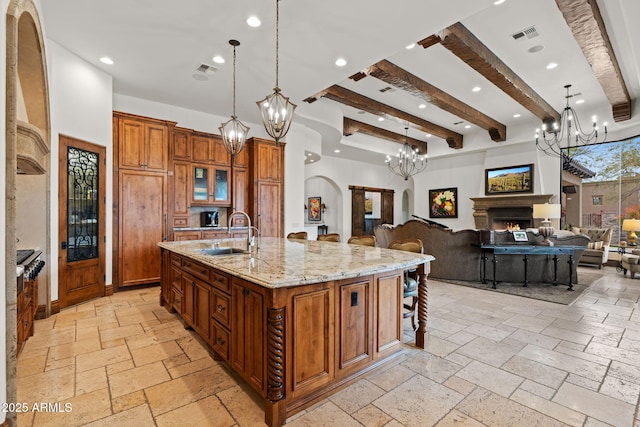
[17,249,45,281]
[200,211,219,227]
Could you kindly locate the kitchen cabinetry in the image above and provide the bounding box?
[172,128,191,161]
[118,116,168,171]
[173,229,229,241]
[17,276,37,355]
[248,138,284,237]
[191,164,230,206]
[192,134,230,165]
[171,161,190,227]
[182,274,211,339]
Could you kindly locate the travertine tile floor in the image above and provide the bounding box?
[16,266,640,426]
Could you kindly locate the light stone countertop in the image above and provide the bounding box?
[159,237,435,289]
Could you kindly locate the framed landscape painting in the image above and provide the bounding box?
[429,187,458,218]
[485,164,533,195]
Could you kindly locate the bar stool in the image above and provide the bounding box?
[388,238,423,331]
[347,235,376,247]
[317,233,340,242]
[287,231,308,240]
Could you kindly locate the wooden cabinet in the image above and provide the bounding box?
[173,229,230,241]
[171,161,190,228]
[192,134,230,165]
[231,167,248,214]
[173,230,201,241]
[17,276,36,355]
[172,128,191,161]
[118,117,168,171]
[231,277,265,393]
[248,138,284,237]
[182,274,212,340]
[117,170,167,287]
[191,164,231,206]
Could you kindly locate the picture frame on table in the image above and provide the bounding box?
[485,164,534,195]
[512,231,528,242]
[307,196,322,222]
[429,187,458,218]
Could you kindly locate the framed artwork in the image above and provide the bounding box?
[308,196,322,222]
[512,231,528,242]
[364,191,381,219]
[485,164,533,195]
[429,187,458,218]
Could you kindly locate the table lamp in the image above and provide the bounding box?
[622,219,640,246]
[532,203,561,246]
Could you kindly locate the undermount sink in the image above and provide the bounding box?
[199,247,246,256]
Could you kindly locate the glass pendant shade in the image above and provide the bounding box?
[220,39,249,157]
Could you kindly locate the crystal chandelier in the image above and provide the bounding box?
[536,84,607,157]
[219,40,250,158]
[256,0,296,145]
[385,127,427,181]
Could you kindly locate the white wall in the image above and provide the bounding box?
[47,41,113,300]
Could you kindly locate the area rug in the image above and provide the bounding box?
[435,270,604,305]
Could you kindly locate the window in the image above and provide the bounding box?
[592,195,603,205]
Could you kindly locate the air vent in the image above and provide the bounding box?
[453,121,464,125]
[512,25,539,41]
[196,63,219,75]
[379,86,395,93]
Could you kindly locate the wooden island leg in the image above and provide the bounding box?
[415,261,429,349]
[265,307,286,427]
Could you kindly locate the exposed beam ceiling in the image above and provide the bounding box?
[554,0,631,122]
[311,85,464,149]
[437,22,561,125]
[359,59,507,142]
[343,117,427,154]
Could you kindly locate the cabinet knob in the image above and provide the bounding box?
[191,281,196,287]
[216,337,225,345]
[217,304,224,312]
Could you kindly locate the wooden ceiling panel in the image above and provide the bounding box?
[554,0,631,122]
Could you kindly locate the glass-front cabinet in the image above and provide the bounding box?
[191,164,230,206]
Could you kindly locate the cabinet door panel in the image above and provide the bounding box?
[376,273,402,355]
[232,168,248,213]
[193,280,211,339]
[191,136,211,163]
[172,130,191,160]
[256,182,281,237]
[119,119,145,169]
[172,162,189,216]
[212,136,231,165]
[145,123,168,171]
[338,279,372,371]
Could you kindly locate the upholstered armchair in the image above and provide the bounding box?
[621,249,640,278]
[573,227,612,269]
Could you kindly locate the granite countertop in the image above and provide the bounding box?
[159,237,434,289]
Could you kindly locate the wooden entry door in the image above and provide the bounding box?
[58,136,106,308]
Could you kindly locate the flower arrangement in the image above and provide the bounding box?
[429,188,457,218]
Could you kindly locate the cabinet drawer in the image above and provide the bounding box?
[182,259,209,281]
[173,217,189,227]
[210,270,230,293]
[211,321,230,361]
[171,253,182,267]
[171,267,182,291]
[211,289,230,327]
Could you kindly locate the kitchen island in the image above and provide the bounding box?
[159,237,434,427]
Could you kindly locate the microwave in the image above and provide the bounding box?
[200,211,219,227]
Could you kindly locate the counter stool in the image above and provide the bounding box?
[388,238,423,331]
[347,235,376,247]
[287,231,308,240]
[317,233,340,242]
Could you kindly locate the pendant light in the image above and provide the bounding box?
[219,39,250,158]
[256,0,296,145]
[385,127,428,181]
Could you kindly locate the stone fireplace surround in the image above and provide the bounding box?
[471,194,553,229]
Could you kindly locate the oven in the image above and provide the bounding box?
[17,249,45,282]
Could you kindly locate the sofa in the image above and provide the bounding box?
[621,249,640,278]
[375,219,590,284]
[572,227,612,269]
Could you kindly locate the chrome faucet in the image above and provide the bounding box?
[228,211,252,252]
[249,226,261,251]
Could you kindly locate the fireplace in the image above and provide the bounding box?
[471,194,553,229]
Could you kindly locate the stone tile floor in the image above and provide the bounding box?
[16,266,640,426]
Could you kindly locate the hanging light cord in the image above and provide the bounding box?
[232,44,237,117]
[275,0,280,88]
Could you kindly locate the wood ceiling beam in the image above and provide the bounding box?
[320,85,463,149]
[368,60,507,142]
[343,117,427,154]
[555,0,631,122]
[438,22,561,125]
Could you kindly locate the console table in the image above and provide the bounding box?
[480,245,584,291]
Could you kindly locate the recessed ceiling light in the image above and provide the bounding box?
[418,104,426,109]
[528,45,544,53]
[100,57,114,65]
[335,58,347,67]
[406,43,416,49]
[425,133,432,137]
[213,55,225,64]
[494,0,506,4]
[378,117,384,122]
[334,149,340,153]
[310,159,315,163]
[472,86,481,92]
[464,125,471,129]
[575,99,585,104]
[546,62,558,70]
[357,110,366,114]
[246,16,261,27]
[513,114,521,118]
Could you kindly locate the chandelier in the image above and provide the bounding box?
[219,39,250,158]
[385,127,427,181]
[536,84,607,157]
[256,0,296,145]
